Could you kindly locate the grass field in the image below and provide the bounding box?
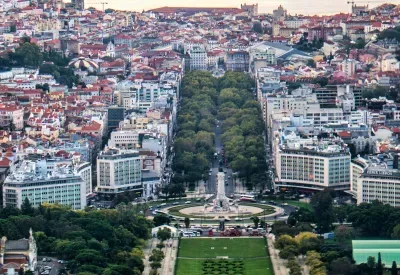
[175,238,274,275]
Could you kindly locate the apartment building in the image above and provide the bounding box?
[3,160,87,210]
[226,51,249,72]
[189,46,207,71]
[0,105,24,130]
[108,130,140,149]
[340,59,356,77]
[96,148,142,194]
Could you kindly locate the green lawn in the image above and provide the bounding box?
[178,238,267,258]
[175,238,274,275]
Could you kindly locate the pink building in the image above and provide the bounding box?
[0,105,24,130]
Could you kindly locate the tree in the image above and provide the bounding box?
[21,197,34,216]
[330,257,357,275]
[392,261,398,275]
[321,251,340,263]
[149,249,164,262]
[299,237,321,255]
[392,224,400,239]
[279,245,299,259]
[102,265,135,275]
[184,217,190,228]
[153,215,170,227]
[252,22,263,34]
[150,261,161,270]
[367,256,376,269]
[310,189,335,233]
[275,235,298,250]
[157,228,171,242]
[287,259,302,275]
[355,38,366,49]
[307,59,316,68]
[377,252,383,275]
[334,225,354,247]
[253,216,260,228]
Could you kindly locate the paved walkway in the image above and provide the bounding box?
[142,238,158,275]
[267,236,289,275]
[160,239,179,275]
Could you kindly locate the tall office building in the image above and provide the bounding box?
[96,148,142,194]
[107,106,125,130]
[274,133,351,192]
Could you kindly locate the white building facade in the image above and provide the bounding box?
[96,148,142,194]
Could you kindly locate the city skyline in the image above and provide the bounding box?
[86,0,400,15]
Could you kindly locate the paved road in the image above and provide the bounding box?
[208,122,235,195]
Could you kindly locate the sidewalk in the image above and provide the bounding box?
[160,239,179,275]
[142,238,158,275]
[267,236,289,275]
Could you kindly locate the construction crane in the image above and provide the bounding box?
[87,2,108,12]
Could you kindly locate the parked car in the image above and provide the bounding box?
[185,201,191,204]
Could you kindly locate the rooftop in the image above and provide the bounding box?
[4,159,80,185]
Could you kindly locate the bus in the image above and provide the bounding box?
[240,195,256,202]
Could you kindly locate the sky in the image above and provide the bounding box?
[86,0,400,15]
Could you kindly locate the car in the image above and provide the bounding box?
[43,266,52,270]
[281,203,288,206]
[42,258,47,262]
[209,173,212,176]
[46,258,52,262]
[185,201,191,204]
[217,125,219,128]
[260,201,266,204]
[235,217,243,221]
[172,202,179,205]
[228,176,231,179]
[225,182,228,186]
[209,168,213,172]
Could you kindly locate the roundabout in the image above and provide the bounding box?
[166,202,282,220]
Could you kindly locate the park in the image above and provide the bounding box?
[175,238,274,275]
